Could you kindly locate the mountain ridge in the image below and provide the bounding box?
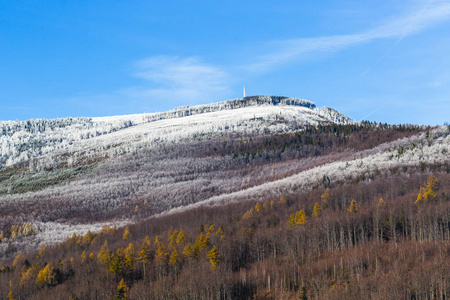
[0,95,353,169]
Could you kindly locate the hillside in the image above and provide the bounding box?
[0,96,350,170]
[0,96,449,299]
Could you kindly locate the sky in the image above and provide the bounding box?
[0,0,449,125]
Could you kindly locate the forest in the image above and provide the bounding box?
[0,122,448,299]
[0,171,448,299]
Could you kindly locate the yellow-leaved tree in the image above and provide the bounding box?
[122,226,130,240]
[377,198,386,208]
[207,246,220,270]
[115,278,129,300]
[193,232,209,254]
[288,209,308,228]
[137,236,152,279]
[154,241,169,265]
[176,229,186,246]
[415,174,439,205]
[182,243,196,260]
[169,249,181,268]
[321,190,332,208]
[347,199,358,213]
[312,202,322,218]
[12,252,25,268]
[97,240,113,267]
[36,264,57,287]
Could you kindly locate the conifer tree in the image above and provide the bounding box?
[36,245,46,259]
[137,236,152,279]
[154,242,169,265]
[169,249,181,267]
[7,281,16,300]
[176,229,186,246]
[98,240,113,267]
[12,252,25,267]
[193,232,209,254]
[82,230,95,246]
[109,251,123,277]
[36,264,57,287]
[312,202,322,218]
[347,199,358,213]
[124,243,135,274]
[81,250,87,263]
[168,229,178,243]
[115,278,129,300]
[207,246,220,270]
[321,190,332,208]
[122,226,130,240]
[182,243,196,260]
[377,197,386,207]
[288,210,308,227]
[216,227,224,241]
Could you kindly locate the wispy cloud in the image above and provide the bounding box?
[127,56,230,104]
[245,1,450,72]
[123,2,450,107]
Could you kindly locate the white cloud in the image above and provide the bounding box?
[129,56,230,104]
[245,1,450,72]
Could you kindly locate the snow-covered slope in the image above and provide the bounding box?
[159,125,450,216]
[0,96,352,169]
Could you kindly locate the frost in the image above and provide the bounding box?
[0,96,353,170]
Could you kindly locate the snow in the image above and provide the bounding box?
[0,97,352,169]
[157,126,450,216]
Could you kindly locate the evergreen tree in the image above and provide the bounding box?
[114,278,129,300]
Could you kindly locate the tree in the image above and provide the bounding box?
[321,190,332,208]
[7,281,16,300]
[12,252,25,267]
[124,243,135,274]
[169,249,181,268]
[98,240,113,267]
[312,202,322,218]
[81,250,87,263]
[154,242,169,265]
[122,226,130,240]
[7,290,16,300]
[36,264,57,287]
[82,230,95,246]
[288,209,308,227]
[426,174,439,190]
[109,254,123,277]
[415,174,439,205]
[347,199,358,213]
[176,229,186,246]
[207,246,220,270]
[193,232,209,254]
[115,278,129,300]
[216,227,224,241]
[377,198,386,208]
[36,245,46,259]
[182,243,196,260]
[137,236,152,279]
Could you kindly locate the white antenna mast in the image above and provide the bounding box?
[243,85,246,98]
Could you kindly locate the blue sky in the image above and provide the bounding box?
[1,0,449,124]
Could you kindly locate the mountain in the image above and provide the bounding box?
[0,96,449,299]
[0,96,351,170]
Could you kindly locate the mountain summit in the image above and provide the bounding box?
[0,96,352,169]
